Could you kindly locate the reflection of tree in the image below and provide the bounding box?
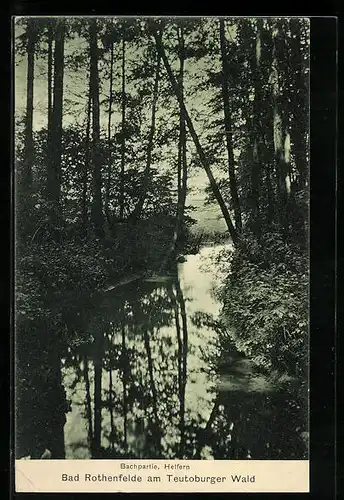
[16,319,67,459]
[169,278,188,458]
[92,319,103,457]
[58,276,307,461]
[143,327,162,455]
[107,325,115,451]
[120,307,129,451]
[83,356,93,448]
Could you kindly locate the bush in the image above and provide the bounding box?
[219,231,308,379]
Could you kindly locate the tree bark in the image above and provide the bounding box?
[89,19,105,238]
[129,51,161,221]
[219,19,242,232]
[152,27,239,247]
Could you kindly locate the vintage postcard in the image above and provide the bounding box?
[14,16,310,493]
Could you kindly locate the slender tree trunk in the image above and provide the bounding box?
[82,85,92,234]
[260,26,276,225]
[176,25,188,249]
[47,21,53,138]
[106,32,114,223]
[250,20,264,238]
[153,28,239,247]
[219,19,242,232]
[47,18,65,225]
[23,19,36,190]
[119,37,126,221]
[270,23,290,233]
[89,19,105,238]
[289,19,308,190]
[129,51,161,221]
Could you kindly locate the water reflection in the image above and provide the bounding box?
[16,245,308,460]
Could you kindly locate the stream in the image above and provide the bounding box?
[16,244,308,460]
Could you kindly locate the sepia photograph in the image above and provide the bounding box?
[14,16,310,466]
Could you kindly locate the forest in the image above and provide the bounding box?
[15,17,310,460]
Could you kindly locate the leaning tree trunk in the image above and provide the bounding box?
[159,25,187,271]
[152,26,239,247]
[89,18,105,238]
[47,18,65,227]
[219,19,242,233]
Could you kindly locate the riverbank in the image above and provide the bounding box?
[215,231,308,385]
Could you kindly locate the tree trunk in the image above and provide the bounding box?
[89,19,105,238]
[289,19,309,190]
[106,30,114,223]
[82,85,92,233]
[153,28,239,247]
[176,25,188,249]
[119,36,126,221]
[250,20,263,237]
[219,19,242,232]
[159,26,187,271]
[129,51,161,221]
[47,18,65,224]
[270,23,290,233]
[47,21,53,138]
[23,18,37,190]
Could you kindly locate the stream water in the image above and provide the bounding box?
[16,244,308,460]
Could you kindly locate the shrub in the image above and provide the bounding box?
[219,231,308,379]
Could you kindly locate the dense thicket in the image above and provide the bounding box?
[15,17,309,379]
